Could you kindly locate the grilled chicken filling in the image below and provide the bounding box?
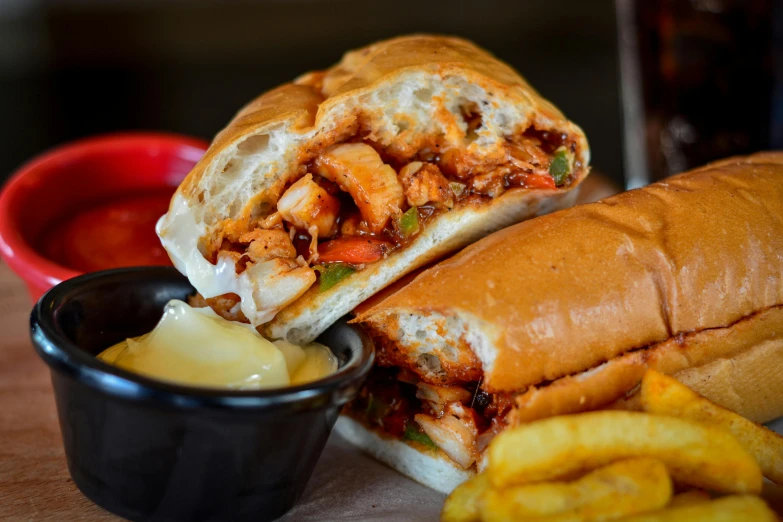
[345,367,514,470]
[204,129,579,323]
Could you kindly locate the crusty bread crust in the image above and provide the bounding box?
[175,35,589,229]
[158,35,590,342]
[667,338,783,424]
[358,153,783,392]
[513,305,783,425]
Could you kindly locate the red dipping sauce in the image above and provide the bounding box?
[42,191,174,272]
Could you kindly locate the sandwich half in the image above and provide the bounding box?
[156,35,590,344]
[342,152,783,493]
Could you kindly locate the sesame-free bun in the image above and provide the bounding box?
[517,304,783,425]
[157,35,589,342]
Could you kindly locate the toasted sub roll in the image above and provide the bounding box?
[518,305,783,424]
[156,35,589,344]
[357,153,783,392]
[343,152,783,492]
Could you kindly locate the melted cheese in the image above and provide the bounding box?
[97,300,337,389]
[156,194,257,314]
[274,340,341,385]
[156,194,315,326]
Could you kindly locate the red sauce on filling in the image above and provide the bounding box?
[41,191,174,272]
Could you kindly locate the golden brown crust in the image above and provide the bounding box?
[611,342,783,425]
[177,84,324,202]
[359,153,783,392]
[161,35,591,342]
[666,338,783,424]
[511,305,783,425]
[172,34,587,223]
[316,34,565,122]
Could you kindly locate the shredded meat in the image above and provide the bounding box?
[346,367,512,471]
[507,138,551,174]
[214,130,575,271]
[416,381,472,417]
[434,129,567,187]
[470,169,509,198]
[204,127,577,325]
[399,162,455,209]
[242,229,297,263]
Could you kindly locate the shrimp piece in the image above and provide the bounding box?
[241,257,316,324]
[399,162,455,209]
[313,143,404,234]
[243,229,296,263]
[470,169,507,198]
[415,402,478,469]
[211,228,314,326]
[277,174,340,237]
[416,381,472,417]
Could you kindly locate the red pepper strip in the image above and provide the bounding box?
[317,236,392,264]
[384,413,410,439]
[524,173,557,190]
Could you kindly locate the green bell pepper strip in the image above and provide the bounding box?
[398,207,420,237]
[403,423,437,449]
[314,263,355,292]
[549,149,571,186]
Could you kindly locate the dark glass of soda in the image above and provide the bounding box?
[617,0,783,187]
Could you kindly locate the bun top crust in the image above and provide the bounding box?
[358,153,783,392]
[156,34,590,333]
[316,35,560,114]
[165,34,588,249]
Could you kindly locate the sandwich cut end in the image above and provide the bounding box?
[344,152,783,487]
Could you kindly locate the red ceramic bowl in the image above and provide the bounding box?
[0,133,208,301]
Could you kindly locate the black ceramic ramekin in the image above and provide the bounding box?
[30,267,374,522]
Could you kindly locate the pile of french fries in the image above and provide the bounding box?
[442,371,782,521]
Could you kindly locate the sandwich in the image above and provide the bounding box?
[338,152,783,493]
[156,35,590,344]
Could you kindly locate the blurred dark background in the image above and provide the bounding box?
[2,0,782,188]
[0,0,623,184]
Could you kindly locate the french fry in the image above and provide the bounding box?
[640,370,783,484]
[441,474,489,522]
[487,411,762,494]
[479,458,672,522]
[613,495,776,522]
[667,490,711,508]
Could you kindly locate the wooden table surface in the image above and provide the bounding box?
[0,261,117,520]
